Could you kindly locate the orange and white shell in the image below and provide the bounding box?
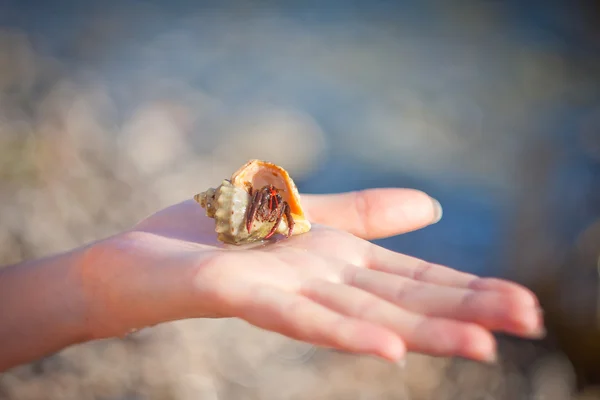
[194,160,311,244]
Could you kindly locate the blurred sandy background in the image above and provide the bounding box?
[0,1,599,399]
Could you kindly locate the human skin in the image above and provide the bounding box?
[0,188,544,373]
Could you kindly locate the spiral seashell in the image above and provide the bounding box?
[194,160,311,245]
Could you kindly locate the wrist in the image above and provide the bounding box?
[77,236,135,340]
[55,247,96,345]
[77,232,205,340]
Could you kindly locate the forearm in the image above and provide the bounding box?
[0,247,92,372]
[0,230,221,373]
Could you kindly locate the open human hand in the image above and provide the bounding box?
[83,188,544,364]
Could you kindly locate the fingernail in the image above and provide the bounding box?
[529,325,547,339]
[395,357,407,369]
[484,352,498,365]
[538,326,547,338]
[524,307,546,339]
[537,306,545,318]
[430,197,443,223]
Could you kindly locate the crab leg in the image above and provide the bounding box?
[245,190,263,233]
[283,203,295,237]
[264,201,285,239]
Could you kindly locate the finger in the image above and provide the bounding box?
[301,280,497,362]
[368,246,542,304]
[343,267,545,338]
[234,284,406,361]
[367,245,481,286]
[301,189,442,240]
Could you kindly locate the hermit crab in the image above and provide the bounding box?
[194,160,312,245]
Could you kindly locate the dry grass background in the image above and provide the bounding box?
[0,2,599,398]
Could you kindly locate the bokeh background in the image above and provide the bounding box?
[1,0,600,399]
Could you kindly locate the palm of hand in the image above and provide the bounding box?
[98,190,543,364]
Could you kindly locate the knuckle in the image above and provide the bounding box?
[394,281,421,303]
[412,261,434,281]
[352,191,373,237]
[459,290,480,312]
[354,296,382,319]
[340,264,360,285]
